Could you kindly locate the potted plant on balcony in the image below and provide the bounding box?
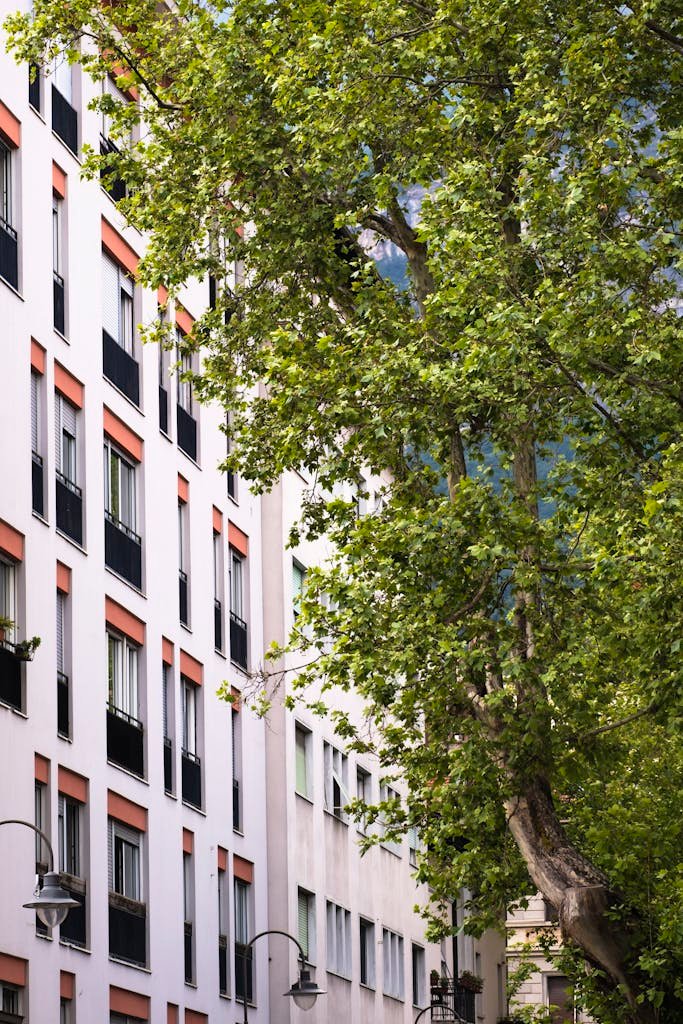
[430,969,448,1000]
[458,970,484,994]
[0,617,40,660]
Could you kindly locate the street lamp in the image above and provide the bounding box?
[241,929,325,1022]
[0,818,79,927]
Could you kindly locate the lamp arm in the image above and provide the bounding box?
[0,818,54,872]
[413,1007,432,1023]
[241,928,308,1024]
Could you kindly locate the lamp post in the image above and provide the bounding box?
[0,818,79,927]
[240,928,325,1023]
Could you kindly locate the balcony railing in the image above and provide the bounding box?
[59,877,86,947]
[230,611,248,670]
[235,942,253,1003]
[177,404,197,461]
[219,933,228,994]
[0,216,18,291]
[32,452,44,516]
[28,62,41,111]
[163,736,173,793]
[103,329,140,406]
[214,598,223,651]
[179,570,189,625]
[57,671,70,738]
[184,920,194,983]
[53,270,65,334]
[56,472,83,545]
[107,705,144,778]
[159,385,168,434]
[108,893,146,966]
[429,980,476,1023]
[105,511,142,589]
[233,778,241,832]
[51,85,78,155]
[0,641,23,711]
[100,135,127,203]
[181,748,202,808]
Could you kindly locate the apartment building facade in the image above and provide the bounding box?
[0,31,269,1024]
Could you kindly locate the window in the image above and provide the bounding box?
[232,704,242,831]
[104,441,136,531]
[0,558,16,641]
[181,677,197,756]
[176,331,193,414]
[162,661,173,792]
[109,820,142,901]
[325,901,351,977]
[234,878,253,1002]
[30,371,40,457]
[356,766,371,832]
[0,984,20,1016]
[101,75,133,147]
[60,997,72,1024]
[31,370,45,516]
[544,899,559,923]
[51,54,72,103]
[323,742,349,821]
[58,795,80,877]
[55,395,78,487]
[297,888,315,963]
[292,561,305,620]
[359,918,375,988]
[226,413,237,501]
[230,550,244,620]
[229,548,248,669]
[547,975,574,1024]
[107,631,139,720]
[382,928,404,999]
[53,194,65,333]
[103,253,135,355]
[379,783,401,855]
[213,530,223,650]
[408,825,420,868]
[412,944,426,1006]
[178,500,189,626]
[34,779,47,870]
[1,140,13,229]
[183,850,195,983]
[218,864,229,994]
[294,723,312,799]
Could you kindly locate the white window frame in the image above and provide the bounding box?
[234,878,251,945]
[292,560,305,620]
[107,630,139,721]
[52,192,62,276]
[356,765,371,833]
[379,782,402,855]
[323,742,349,822]
[411,943,426,1006]
[34,779,46,868]
[382,928,405,1000]
[176,330,193,413]
[0,983,21,1015]
[297,888,316,964]
[103,252,135,354]
[55,394,78,487]
[58,793,81,877]
[1,140,14,229]
[50,52,73,103]
[109,819,142,902]
[325,901,351,978]
[181,676,197,756]
[230,549,245,622]
[104,440,137,532]
[0,557,16,641]
[294,723,312,799]
[359,917,376,988]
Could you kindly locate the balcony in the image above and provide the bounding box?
[163,736,173,793]
[51,85,78,155]
[0,217,18,291]
[429,979,476,1023]
[184,921,194,983]
[57,671,70,738]
[230,611,248,670]
[32,452,44,516]
[56,472,83,545]
[100,135,127,203]
[233,778,241,832]
[103,329,140,406]
[235,942,253,1003]
[159,385,168,434]
[0,641,22,711]
[219,933,228,995]
[107,705,144,777]
[109,893,146,966]
[214,598,223,651]
[177,404,197,461]
[105,511,142,589]
[53,270,65,334]
[59,876,86,947]
[179,570,189,625]
[181,749,202,809]
[28,62,41,111]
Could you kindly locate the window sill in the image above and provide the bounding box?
[181,800,206,817]
[58,732,73,743]
[159,429,173,442]
[379,843,402,858]
[227,493,239,507]
[232,827,244,837]
[103,374,144,416]
[107,759,149,786]
[180,622,193,634]
[382,993,405,1004]
[326,970,351,983]
[184,981,198,990]
[0,702,28,718]
[0,276,24,301]
[52,129,82,163]
[323,808,349,827]
[56,529,87,555]
[360,982,376,993]
[54,327,69,344]
[31,511,49,527]
[104,565,146,598]
[164,789,177,800]
[214,647,226,659]
[230,659,250,675]
[29,102,45,123]
[108,956,151,974]
[60,940,92,955]
[35,930,53,942]
[178,447,201,471]
[295,790,314,806]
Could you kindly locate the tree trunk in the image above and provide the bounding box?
[504,774,658,1024]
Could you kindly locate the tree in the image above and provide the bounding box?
[7,1,682,1019]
